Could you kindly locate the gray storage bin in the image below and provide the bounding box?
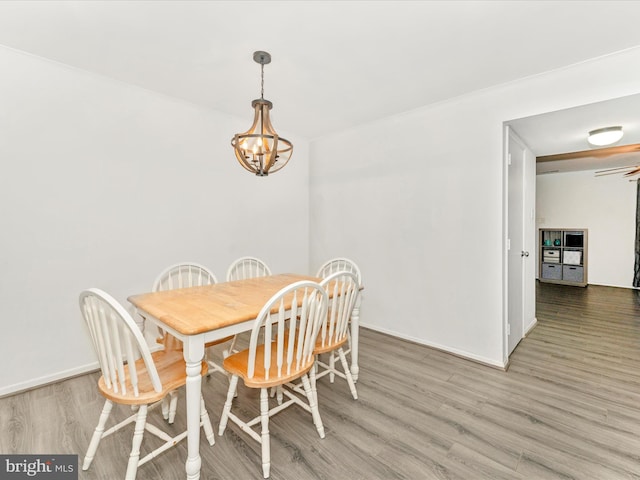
[542,263,562,280]
[563,265,584,283]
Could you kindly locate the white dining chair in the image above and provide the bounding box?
[227,257,278,399]
[226,256,272,281]
[314,271,360,399]
[315,257,362,376]
[218,280,328,478]
[286,271,360,402]
[79,288,215,480]
[152,262,237,421]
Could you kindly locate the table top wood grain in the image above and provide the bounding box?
[128,273,320,335]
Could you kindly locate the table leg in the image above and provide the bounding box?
[183,335,205,480]
[350,294,361,383]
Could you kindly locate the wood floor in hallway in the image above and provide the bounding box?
[2,282,640,479]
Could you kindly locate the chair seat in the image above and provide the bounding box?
[223,342,315,389]
[98,349,208,405]
[314,335,348,355]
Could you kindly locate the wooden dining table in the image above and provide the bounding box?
[128,273,362,480]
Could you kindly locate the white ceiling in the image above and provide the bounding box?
[2,0,640,162]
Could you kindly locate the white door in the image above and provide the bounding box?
[507,130,526,355]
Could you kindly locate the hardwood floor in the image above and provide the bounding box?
[2,282,640,479]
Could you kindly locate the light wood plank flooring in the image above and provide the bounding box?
[2,282,640,479]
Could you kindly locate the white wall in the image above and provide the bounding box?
[309,46,640,367]
[536,170,636,288]
[0,46,310,396]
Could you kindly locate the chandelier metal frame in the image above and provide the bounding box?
[231,51,293,176]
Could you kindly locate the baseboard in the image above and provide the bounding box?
[0,362,100,399]
[362,323,507,370]
[537,279,640,290]
[587,282,639,290]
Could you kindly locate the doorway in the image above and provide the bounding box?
[504,93,640,364]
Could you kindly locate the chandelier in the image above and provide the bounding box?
[231,51,293,176]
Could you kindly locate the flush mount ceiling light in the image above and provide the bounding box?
[231,51,293,176]
[587,126,624,147]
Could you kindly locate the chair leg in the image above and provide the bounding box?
[224,335,237,358]
[83,399,113,470]
[309,360,319,404]
[125,404,148,480]
[200,395,215,446]
[269,384,284,404]
[260,388,271,479]
[168,390,178,424]
[161,396,170,420]
[219,375,239,435]
[338,348,358,400]
[300,374,325,439]
[329,353,336,383]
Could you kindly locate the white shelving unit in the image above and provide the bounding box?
[539,228,588,287]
